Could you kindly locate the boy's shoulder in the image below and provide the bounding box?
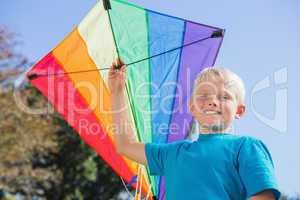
[221,134,267,149]
[214,134,264,143]
[230,134,266,146]
[148,134,266,151]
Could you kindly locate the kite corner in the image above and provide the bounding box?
[211,29,225,38]
[103,0,112,10]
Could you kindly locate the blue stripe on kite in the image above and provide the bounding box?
[146,9,185,196]
[147,9,185,144]
[157,20,187,200]
[144,8,220,30]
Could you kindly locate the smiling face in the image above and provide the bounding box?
[189,68,246,134]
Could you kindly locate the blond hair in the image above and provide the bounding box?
[192,67,246,105]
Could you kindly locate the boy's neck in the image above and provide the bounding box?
[199,126,232,135]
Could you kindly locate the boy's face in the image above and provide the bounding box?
[189,79,245,133]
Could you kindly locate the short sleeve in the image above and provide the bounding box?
[238,138,281,199]
[145,142,178,176]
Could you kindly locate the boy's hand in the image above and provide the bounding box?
[108,59,147,166]
[250,190,275,200]
[108,58,126,95]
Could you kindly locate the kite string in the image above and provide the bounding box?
[120,176,134,198]
[145,185,151,200]
[119,164,153,200]
[134,165,142,199]
[138,169,143,200]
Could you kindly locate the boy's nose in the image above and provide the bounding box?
[208,102,217,107]
[206,97,218,107]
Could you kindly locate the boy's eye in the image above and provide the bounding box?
[219,95,231,100]
[198,94,209,99]
[196,94,232,101]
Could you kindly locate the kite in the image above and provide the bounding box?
[27,0,224,199]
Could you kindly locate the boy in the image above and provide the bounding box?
[108,59,280,200]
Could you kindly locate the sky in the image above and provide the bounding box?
[1,0,300,196]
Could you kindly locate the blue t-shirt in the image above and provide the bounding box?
[145,133,280,200]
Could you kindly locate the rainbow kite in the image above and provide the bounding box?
[27,0,224,199]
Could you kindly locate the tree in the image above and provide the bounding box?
[0,26,27,70]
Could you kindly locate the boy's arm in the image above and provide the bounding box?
[111,92,147,165]
[238,137,280,200]
[250,190,275,200]
[109,59,147,166]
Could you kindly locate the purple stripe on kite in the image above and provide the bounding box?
[212,30,225,65]
[167,21,222,142]
[158,177,166,200]
[159,22,224,200]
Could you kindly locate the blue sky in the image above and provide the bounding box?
[1,0,300,196]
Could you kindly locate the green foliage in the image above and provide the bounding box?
[0,88,61,200]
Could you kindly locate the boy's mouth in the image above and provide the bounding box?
[203,110,222,115]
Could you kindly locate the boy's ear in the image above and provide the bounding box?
[235,104,246,119]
